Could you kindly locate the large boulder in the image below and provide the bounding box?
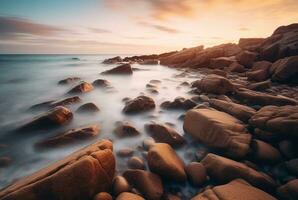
[145,123,185,147]
[123,169,163,200]
[147,143,186,182]
[249,105,298,139]
[101,64,133,75]
[250,139,282,164]
[235,88,297,106]
[277,179,298,200]
[67,81,94,94]
[18,106,73,131]
[209,98,256,122]
[191,179,276,200]
[123,96,155,113]
[270,55,298,83]
[201,153,276,192]
[185,162,207,186]
[183,108,251,158]
[193,75,235,94]
[238,38,265,51]
[209,57,236,69]
[236,50,258,67]
[0,140,115,200]
[259,23,298,62]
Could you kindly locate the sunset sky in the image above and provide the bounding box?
[1,0,298,54]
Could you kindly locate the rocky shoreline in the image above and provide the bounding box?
[0,23,298,200]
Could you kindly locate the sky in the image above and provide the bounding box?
[0,0,298,54]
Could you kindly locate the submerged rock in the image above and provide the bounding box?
[102,56,122,64]
[0,140,115,200]
[76,102,100,113]
[101,64,133,75]
[67,81,94,94]
[92,79,112,88]
[58,77,80,85]
[114,121,140,137]
[123,96,155,113]
[51,96,81,107]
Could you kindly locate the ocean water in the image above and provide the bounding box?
[0,54,204,197]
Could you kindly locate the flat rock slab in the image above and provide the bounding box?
[0,140,115,200]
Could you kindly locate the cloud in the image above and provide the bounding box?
[88,27,111,34]
[0,16,68,39]
[138,21,180,33]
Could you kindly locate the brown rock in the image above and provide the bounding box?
[142,137,156,151]
[76,102,100,113]
[191,179,276,200]
[18,106,73,131]
[92,79,112,88]
[160,97,197,110]
[0,140,115,200]
[209,57,236,69]
[148,143,186,182]
[123,96,155,113]
[277,179,298,200]
[183,108,251,158]
[238,38,265,51]
[247,69,270,82]
[209,69,227,77]
[116,192,144,200]
[248,80,272,91]
[114,121,140,137]
[67,81,94,94]
[51,96,81,107]
[193,75,235,94]
[236,50,258,67]
[228,62,246,73]
[58,77,80,85]
[145,123,185,147]
[185,162,207,186]
[103,56,122,64]
[270,55,298,83]
[117,148,134,157]
[93,192,113,200]
[101,63,133,75]
[127,156,145,170]
[250,139,282,164]
[201,153,276,192]
[123,169,163,200]
[113,176,131,196]
[139,59,159,65]
[279,140,298,159]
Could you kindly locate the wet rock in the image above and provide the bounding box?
[249,105,298,139]
[235,88,297,106]
[193,75,235,94]
[123,169,163,200]
[113,176,131,196]
[146,83,157,88]
[228,62,246,73]
[101,63,133,75]
[116,192,144,200]
[191,179,276,200]
[148,143,186,182]
[142,137,156,151]
[209,57,236,69]
[67,81,94,94]
[183,108,251,158]
[0,156,12,168]
[248,80,272,91]
[117,148,134,157]
[208,98,256,122]
[76,102,100,113]
[36,125,100,148]
[185,162,207,186]
[114,121,140,137]
[277,179,298,200]
[238,38,265,51]
[123,96,155,113]
[160,97,197,110]
[29,100,55,110]
[127,156,145,170]
[92,79,112,88]
[201,153,276,192]
[236,50,258,67]
[103,56,122,64]
[51,96,81,107]
[145,123,185,147]
[0,140,115,200]
[58,77,80,85]
[93,192,113,200]
[250,139,282,164]
[18,106,73,131]
[270,55,298,83]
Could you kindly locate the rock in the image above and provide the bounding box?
[193,75,235,94]
[67,81,94,94]
[183,108,251,158]
[149,80,161,84]
[127,156,145,170]
[18,106,73,131]
[247,69,270,82]
[160,97,197,110]
[139,59,159,65]
[123,169,163,200]
[250,139,282,164]
[103,56,122,64]
[285,159,298,176]
[279,140,298,159]
[259,23,298,62]
[147,88,159,94]
[36,125,100,148]
[114,121,140,137]
[201,153,276,192]
[101,64,133,75]
[58,77,80,85]
[209,69,227,77]
[191,179,276,200]
[142,137,156,151]
[117,148,134,157]
[0,156,12,168]
[270,55,298,83]
[145,123,185,147]
[238,38,265,51]
[148,143,186,182]
[209,57,236,69]
[146,83,157,88]
[185,162,207,186]
[51,96,81,107]
[277,179,298,200]
[92,79,112,88]
[29,100,55,110]
[113,176,131,196]
[235,88,297,106]
[249,105,298,139]
[116,192,144,200]
[248,80,272,91]
[252,60,272,71]
[0,140,115,200]
[93,192,113,200]
[209,98,256,122]
[123,96,155,113]
[236,50,258,67]
[76,102,100,113]
[228,62,246,73]
[163,194,181,200]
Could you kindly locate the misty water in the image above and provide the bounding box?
[0,54,206,197]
